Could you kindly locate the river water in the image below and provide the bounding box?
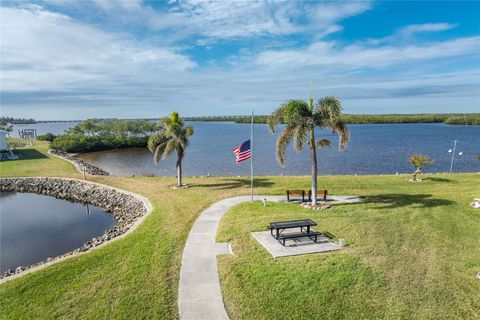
[11,121,480,176]
[0,192,116,273]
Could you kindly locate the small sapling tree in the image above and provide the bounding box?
[409,154,434,181]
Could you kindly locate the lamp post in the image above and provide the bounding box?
[448,140,463,174]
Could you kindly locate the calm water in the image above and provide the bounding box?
[75,122,480,176]
[10,121,480,176]
[0,192,116,273]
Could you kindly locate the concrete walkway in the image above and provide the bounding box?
[178,195,284,320]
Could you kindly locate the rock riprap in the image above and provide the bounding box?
[49,149,110,176]
[0,177,147,279]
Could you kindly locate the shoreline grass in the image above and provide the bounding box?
[0,141,478,319]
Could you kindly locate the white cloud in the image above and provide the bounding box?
[0,5,196,91]
[254,36,480,69]
[0,1,479,119]
[306,1,371,35]
[90,0,143,12]
[399,23,456,37]
[53,0,371,43]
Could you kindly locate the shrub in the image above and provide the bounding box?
[409,154,434,181]
[37,132,57,142]
[50,119,156,153]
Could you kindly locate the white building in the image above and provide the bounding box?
[0,130,9,151]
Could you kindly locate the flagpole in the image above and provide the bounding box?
[250,110,254,202]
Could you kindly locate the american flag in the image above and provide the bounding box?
[233,140,251,163]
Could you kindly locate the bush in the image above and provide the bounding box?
[443,115,480,125]
[50,119,156,153]
[37,132,57,142]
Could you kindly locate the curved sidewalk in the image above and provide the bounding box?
[178,195,284,320]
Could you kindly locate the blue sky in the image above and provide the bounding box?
[1,0,479,120]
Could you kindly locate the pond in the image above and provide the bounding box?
[0,192,116,274]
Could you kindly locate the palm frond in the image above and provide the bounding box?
[276,126,296,166]
[294,123,309,152]
[147,132,166,153]
[268,100,311,133]
[312,96,350,150]
[314,96,343,127]
[184,125,194,138]
[153,141,168,164]
[162,138,178,160]
[317,139,331,148]
[331,120,350,150]
[267,107,284,133]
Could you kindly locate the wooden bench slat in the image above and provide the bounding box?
[308,189,328,201]
[286,189,307,202]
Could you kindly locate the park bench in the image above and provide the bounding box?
[267,219,321,246]
[286,190,307,202]
[308,189,328,201]
[276,231,322,246]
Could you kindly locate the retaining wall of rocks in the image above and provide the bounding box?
[49,149,110,176]
[0,177,148,279]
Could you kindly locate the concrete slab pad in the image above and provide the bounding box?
[252,231,341,258]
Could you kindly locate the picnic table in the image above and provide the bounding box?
[267,219,321,246]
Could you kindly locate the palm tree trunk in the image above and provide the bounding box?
[310,128,318,205]
[413,168,420,181]
[177,161,182,186]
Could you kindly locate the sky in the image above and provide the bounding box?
[0,0,479,120]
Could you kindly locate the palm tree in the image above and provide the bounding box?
[148,112,194,187]
[268,96,349,205]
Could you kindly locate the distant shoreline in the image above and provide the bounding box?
[29,113,480,125]
[186,113,480,125]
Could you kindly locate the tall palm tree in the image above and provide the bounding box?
[268,96,349,205]
[148,112,194,187]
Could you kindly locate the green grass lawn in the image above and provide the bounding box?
[1,140,479,319]
[217,174,480,319]
[1,139,79,178]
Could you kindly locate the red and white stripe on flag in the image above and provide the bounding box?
[233,140,251,164]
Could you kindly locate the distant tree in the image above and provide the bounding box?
[148,112,194,187]
[37,132,57,142]
[409,154,434,181]
[476,154,480,162]
[268,96,349,204]
[52,119,156,152]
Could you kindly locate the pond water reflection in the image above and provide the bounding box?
[0,192,116,273]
